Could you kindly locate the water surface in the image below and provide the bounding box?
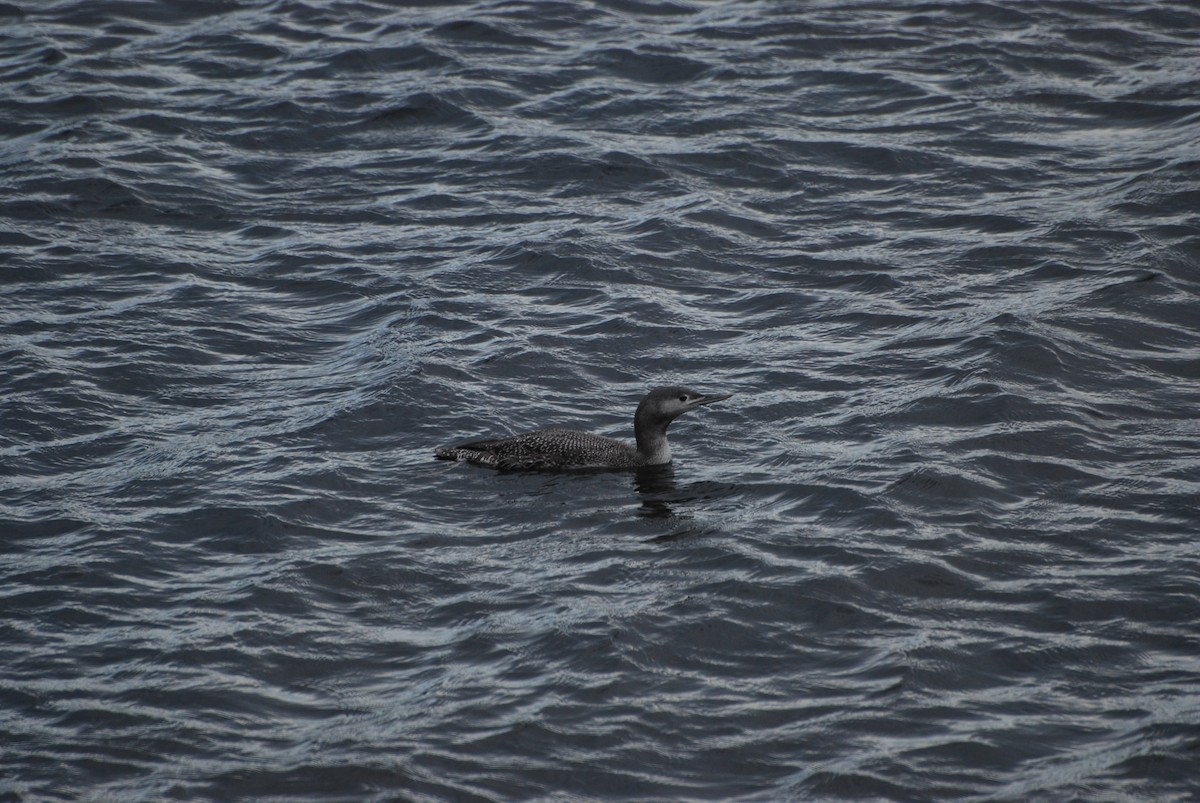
[2,0,1199,800]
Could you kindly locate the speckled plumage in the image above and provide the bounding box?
[436,429,641,471]
[435,385,732,471]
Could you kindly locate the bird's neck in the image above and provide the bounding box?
[635,416,672,465]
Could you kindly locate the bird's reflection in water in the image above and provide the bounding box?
[633,466,740,541]
[634,464,677,519]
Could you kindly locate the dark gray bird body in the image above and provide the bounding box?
[435,386,732,471]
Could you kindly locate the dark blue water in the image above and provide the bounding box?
[3,0,1199,800]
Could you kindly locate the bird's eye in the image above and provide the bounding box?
[679,395,688,402]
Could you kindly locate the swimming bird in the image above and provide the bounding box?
[435,385,733,471]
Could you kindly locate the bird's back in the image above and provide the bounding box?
[436,428,641,471]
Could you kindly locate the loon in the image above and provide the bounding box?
[435,385,733,471]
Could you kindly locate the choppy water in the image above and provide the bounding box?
[3,0,1200,800]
